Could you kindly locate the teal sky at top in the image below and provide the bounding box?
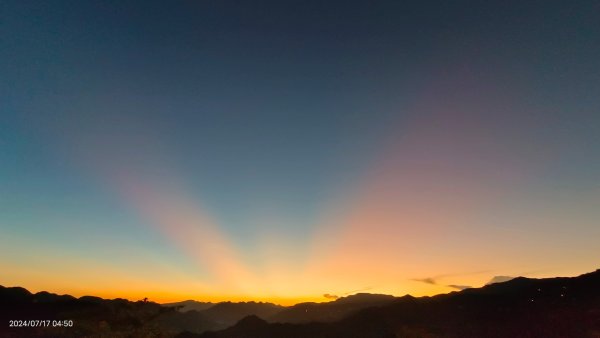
[1,1,600,276]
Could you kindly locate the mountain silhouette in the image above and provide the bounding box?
[0,286,220,337]
[3,269,600,337]
[184,269,600,338]
[269,293,396,324]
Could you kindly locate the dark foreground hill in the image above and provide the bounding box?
[0,286,221,337]
[186,269,600,338]
[0,289,284,337]
[2,269,599,337]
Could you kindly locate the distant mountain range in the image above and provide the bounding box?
[2,269,599,337]
[163,300,215,312]
[269,293,396,324]
[161,292,396,327]
[162,300,283,327]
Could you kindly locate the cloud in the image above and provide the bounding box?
[412,277,437,285]
[412,277,471,290]
[486,276,515,285]
[323,293,339,300]
[413,273,516,289]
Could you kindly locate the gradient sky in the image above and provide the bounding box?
[1,0,600,305]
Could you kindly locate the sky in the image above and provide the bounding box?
[1,0,599,305]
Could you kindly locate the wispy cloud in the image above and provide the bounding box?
[412,277,438,285]
[411,271,486,290]
[485,276,515,285]
[411,277,472,290]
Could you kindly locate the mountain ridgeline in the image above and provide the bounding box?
[1,269,599,337]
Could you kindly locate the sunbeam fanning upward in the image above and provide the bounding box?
[307,69,543,295]
[119,178,256,293]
